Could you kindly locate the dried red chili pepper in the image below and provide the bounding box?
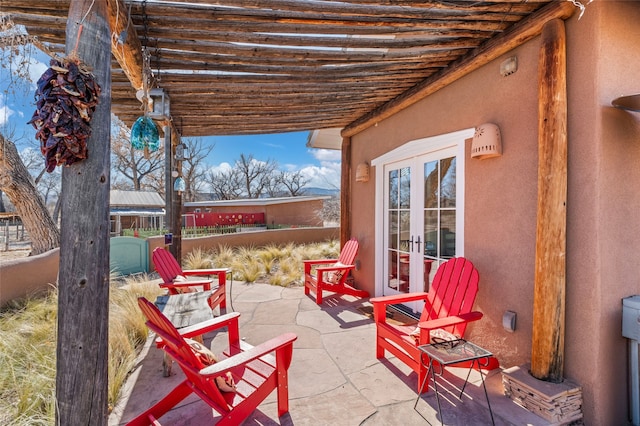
[28,57,101,173]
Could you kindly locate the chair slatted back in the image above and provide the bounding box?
[337,238,359,265]
[420,257,479,338]
[153,247,183,283]
[137,297,231,412]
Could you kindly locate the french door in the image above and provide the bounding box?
[373,129,471,313]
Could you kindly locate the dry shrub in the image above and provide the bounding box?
[0,276,163,425]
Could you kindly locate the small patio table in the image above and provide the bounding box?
[154,288,222,376]
[414,339,495,426]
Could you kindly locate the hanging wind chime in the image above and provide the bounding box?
[131,47,160,159]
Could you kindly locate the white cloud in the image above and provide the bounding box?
[300,163,341,190]
[311,148,341,162]
[0,105,15,126]
[206,162,233,175]
[0,94,15,126]
[28,57,48,85]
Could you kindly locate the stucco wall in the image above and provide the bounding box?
[0,248,60,306]
[147,227,338,272]
[348,3,640,424]
[264,200,324,226]
[0,227,338,308]
[184,199,325,226]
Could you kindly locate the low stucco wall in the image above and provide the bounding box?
[0,227,338,307]
[0,248,60,307]
[147,226,339,272]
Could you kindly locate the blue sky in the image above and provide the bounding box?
[0,45,341,189]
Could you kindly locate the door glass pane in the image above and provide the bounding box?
[399,211,410,293]
[399,166,411,209]
[388,211,398,250]
[388,250,399,288]
[440,157,456,208]
[441,210,456,258]
[423,156,457,263]
[388,169,398,209]
[424,210,438,258]
[424,161,438,209]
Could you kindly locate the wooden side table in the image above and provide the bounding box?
[155,290,217,376]
[414,339,495,426]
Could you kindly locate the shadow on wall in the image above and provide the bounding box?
[0,227,339,307]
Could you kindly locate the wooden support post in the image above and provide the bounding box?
[340,136,352,247]
[56,0,111,424]
[531,18,568,383]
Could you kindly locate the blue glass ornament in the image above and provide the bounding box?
[131,116,160,152]
[174,176,186,193]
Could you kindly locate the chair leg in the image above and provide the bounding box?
[277,367,290,417]
[125,380,193,426]
[375,338,385,359]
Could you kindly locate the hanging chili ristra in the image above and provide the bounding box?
[28,57,101,172]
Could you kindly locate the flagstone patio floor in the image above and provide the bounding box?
[109,280,552,426]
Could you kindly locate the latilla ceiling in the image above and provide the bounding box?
[2,1,573,137]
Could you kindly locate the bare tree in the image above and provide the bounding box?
[180,137,213,202]
[236,154,278,198]
[319,194,341,225]
[111,117,164,194]
[206,167,243,200]
[0,134,60,254]
[280,170,309,196]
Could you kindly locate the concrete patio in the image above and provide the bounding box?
[109,281,552,425]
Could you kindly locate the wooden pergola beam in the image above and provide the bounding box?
[106,0,144,91]
[531,18,568,383]
[342,1,575,137]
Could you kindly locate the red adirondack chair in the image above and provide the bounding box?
[127,297,297,426]
[303,238,369,304]
[152,247,228,310]
[371,257,497,391]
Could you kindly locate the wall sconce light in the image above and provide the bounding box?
[612,94,640,112]
[148,88,170,120]
[471,123,502,160]
[356,162,370,182]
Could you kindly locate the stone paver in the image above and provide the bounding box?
[110,282,550,426]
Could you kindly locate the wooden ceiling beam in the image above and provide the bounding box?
[150,38,472,62]
[106,0,144,91]
[139,27,484,50]
[343,0,576,137]
[131,1,527,23]
[139,16,511,35]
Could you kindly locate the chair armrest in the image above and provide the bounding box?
[304,258,339,275]
[160,279,213,291]
[303,258,338,266]
[417,311,484,331]
[370,292,429,306]
[199,332,298,377]
[371,292,429,323]
[177,312,241,339]
[315,264,355,273]
[182,268,230,277]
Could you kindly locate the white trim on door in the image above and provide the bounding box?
[372,128,474,298]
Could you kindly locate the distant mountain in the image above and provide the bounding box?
[304,187,339,196]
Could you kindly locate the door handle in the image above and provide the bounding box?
[415,236,421,253]
[409,237,414,252]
